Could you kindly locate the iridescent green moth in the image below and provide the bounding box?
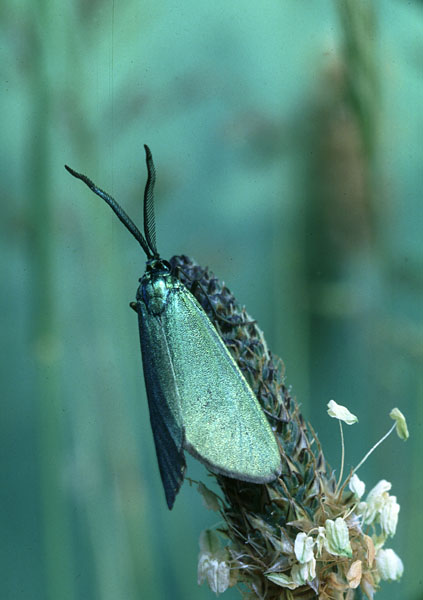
[65,147,281,508]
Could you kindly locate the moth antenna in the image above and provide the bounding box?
[65,164,153,259]
[143,145,159,258]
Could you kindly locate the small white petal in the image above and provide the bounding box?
[327,400,358,425]
[211,559,230,594]
[349,474,366,499]
[366,480,392,502]
[389,408,409,440]
[291,563,306,586]
[306,556,316,580]
[198,530,230,595]
[315,527,326,556]
[198,553,211,586]
[294,532,315,564]
[291,558,317,586]
[324,518,353,558]
[362,480,392,524]
[198,554,230,594]
[293,559,316,585]
[380,496,400,537]
[376,548,404,581]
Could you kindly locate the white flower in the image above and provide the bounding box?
[362,480,392,525]
[327,400,358,425]
[389,408,409,440]
[292,557,316,585]
[324,518,352,558]
[198,529,230,595]
[294,533,314,564]
[380,495,400,537]
[349,474,365,499]
[366,480,392,502]
[198,554,230,595]
[376,548,404,581]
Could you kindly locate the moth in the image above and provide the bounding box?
[65,146,281,508]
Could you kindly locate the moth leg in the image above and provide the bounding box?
[129,301,138,313]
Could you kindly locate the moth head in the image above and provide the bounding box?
[145,258,171,274]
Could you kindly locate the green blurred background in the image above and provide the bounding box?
[1,0,422,598]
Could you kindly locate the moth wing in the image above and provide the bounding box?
[138,306,186,509]
[163,287,281,482]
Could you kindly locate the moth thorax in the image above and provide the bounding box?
[139,273,172,315]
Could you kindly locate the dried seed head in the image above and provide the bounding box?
[171,256,402,599]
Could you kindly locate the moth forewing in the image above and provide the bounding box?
[137,270,282,486]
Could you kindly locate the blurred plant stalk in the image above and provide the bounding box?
[27,2,76,597]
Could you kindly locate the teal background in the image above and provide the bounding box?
[1,1,422,599]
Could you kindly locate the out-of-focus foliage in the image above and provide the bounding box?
[1,1,421,599]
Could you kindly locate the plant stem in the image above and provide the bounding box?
[353,423,396,475]
[335,421,345,495]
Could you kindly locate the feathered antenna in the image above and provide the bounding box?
[143,144,159,258]
[64,146,162,261]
